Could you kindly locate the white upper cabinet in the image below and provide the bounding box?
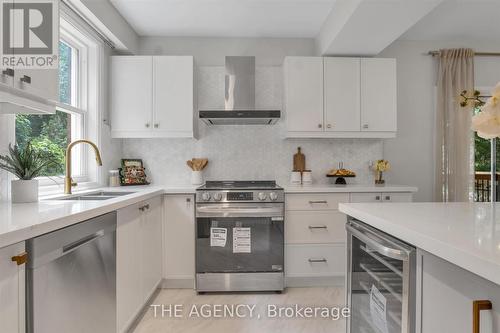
[284,56,397,138]
[111,56,195,138]
[324,57,360,132]
[111,56,153,135]
[0,1,58,114]
[360,58,397,133]
[284,57,324,132]
[153,57,195,136]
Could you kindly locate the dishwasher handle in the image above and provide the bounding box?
[63,230,105,254]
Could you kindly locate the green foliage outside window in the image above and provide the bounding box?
[14,41,74,177]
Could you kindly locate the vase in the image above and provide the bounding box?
[191,171,203,185]
[375,171,385,185]
[11,179,38,203]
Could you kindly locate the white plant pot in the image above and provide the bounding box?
[11,179,39,203]
[191,171,203,185]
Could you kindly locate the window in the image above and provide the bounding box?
[14,15,98,184]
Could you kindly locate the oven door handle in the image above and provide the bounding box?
[196,205,284,218]
[346,221,412,261]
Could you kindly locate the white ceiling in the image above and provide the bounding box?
[400,0,500,42]
[110,0,337,38]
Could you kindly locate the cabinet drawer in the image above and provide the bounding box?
[286,211,346,244]
[286,193,349,211]
[350,192,382,203]
[382,192,413,202]
[285,244,345,277]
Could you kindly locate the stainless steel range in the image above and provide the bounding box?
[195,181,285,292]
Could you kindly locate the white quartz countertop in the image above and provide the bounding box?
[284,184,417,193]
[0,185,197,248]
[339,202,500,286]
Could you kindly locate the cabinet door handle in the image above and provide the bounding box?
[318,124,322,128]
[20,75,31,84]
[308,258,327,263]
[154,123,159,128]
[375,196,381,201]
[2,68,14,77]
[385,196,391,201]
[139,204,150,212]
[473,300,492,333]
[308,225,328,230]
[11,251,28,266]
[145,123,150,128]
[309,200,328,205]
[363,124,369,129]
[327,124,332,129]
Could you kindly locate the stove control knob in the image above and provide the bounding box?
[269,192,278,201]
[201,192,211,201]
[258,192,267,201]
[213,192,223,201]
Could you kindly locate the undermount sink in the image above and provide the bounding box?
[51,191,136,201]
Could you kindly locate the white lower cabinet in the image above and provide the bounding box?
[0,242,26,333]
[164,194,195,288]
[117,196,163,333]
[419,250,500,333]
[350,192,413,203]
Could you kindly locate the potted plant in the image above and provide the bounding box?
[0,142,54,203]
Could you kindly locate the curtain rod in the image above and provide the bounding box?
[427,51,500,57]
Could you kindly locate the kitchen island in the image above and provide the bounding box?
[339,202,500,332]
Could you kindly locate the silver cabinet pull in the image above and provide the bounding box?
[145,123,150,128]
[363,124,369,129]
[2,68,14,77]
[308,258,327,263]
[308,225,328,230]
[318,124,322,128]
[309,200,328,205]
[327,124,332,129]
[20,75,31,84]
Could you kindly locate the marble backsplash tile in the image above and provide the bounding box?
[122,66,384,186]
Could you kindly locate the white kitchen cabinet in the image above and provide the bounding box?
[164,194,195,288]
[284,56,397,138]
[418,250,500,333]
[350,192,413,203]
[111,56,153,135]
[324,57,360,132]
[140,196,163,302]
[111,56,195,138]
[14,68,59,102]
[283,57,324,132]
[0,242,26,333]
[153,57,195,136]
[117,196,163,333]
[360,58,397,133]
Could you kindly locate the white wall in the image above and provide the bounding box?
[139,36,316,65]
[379,39,500,202]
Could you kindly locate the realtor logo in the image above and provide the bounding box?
[1,0,58,69]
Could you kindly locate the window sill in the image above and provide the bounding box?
[39,181,100,198]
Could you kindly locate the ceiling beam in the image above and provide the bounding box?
[316,0,444,56]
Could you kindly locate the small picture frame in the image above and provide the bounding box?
[119,159,149,186]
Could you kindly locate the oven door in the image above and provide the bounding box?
[196,203,284,274]
[346,219,416,333]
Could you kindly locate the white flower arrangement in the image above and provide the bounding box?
[472,83,500,139]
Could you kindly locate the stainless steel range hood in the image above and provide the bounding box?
[199,56,281,125]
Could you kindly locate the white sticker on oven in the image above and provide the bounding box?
[369,284,389,333]
[233,227,251,253]
[210,228,227,247]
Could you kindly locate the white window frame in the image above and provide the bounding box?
[36,13,103,193]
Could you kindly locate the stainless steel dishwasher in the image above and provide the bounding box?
[27,212,117,333]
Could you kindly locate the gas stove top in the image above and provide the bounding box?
[196,180,284,203]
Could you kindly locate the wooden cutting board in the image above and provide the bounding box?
[293,147,306,172]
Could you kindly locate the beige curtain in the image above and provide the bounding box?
[435,48,475,202]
